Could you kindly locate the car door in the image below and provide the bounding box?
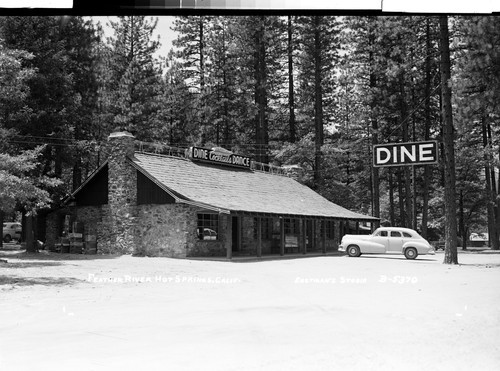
[388,231,404,252]
[369,230,389,253]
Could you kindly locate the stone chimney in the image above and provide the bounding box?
[106,131,137,254]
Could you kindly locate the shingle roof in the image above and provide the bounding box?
[130,152,376,221]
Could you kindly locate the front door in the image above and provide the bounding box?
[388,231,404,252]
[232,216,240,252]
[370,230,389,253]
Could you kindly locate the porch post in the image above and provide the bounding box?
[312,220,316,251]
[356,221,360,234]
[322,220,327,254]
[279,217,285,256]
[226,214,232,259]
[302,219,307,254]
[257,217,262,258]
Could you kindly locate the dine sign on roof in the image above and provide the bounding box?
[189,146,252,169]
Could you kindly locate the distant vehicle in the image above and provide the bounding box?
[198,228,217,241]
[339,227,435,259]
[469,232,488,241]
[2,222,22,243]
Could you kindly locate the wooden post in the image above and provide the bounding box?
[312,220,316,251]
[257,217,262,258]
[238,216,242,254]
[227,215,232,259]
[279,218,285,256]
[322,220,327,254]
[302,219,307,254]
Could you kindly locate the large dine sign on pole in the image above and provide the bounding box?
[373,141,438,167]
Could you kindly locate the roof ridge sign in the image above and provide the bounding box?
[373,140,438,167]
[189,146,252,169]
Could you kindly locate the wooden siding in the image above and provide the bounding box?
[137,171,175,205]
[75,164,108,206]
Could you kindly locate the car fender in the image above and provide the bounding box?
[402,241,430,254]
[355,240,386,253]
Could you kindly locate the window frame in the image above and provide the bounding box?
[197,213,219,241]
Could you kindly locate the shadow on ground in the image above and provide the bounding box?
[0,250,121,261]
[1,261,67,269]
[0,275,83,287]
[459,263,500,268]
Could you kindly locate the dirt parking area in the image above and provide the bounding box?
[1,247,499,371]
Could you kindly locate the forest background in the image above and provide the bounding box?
[0,15,499,254]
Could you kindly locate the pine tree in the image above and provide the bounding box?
[107,16,163,140]
[439,15,458,264]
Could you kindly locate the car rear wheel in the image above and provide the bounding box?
[3,234,12,243]
[404,247,418,260]
[347,245,361,257]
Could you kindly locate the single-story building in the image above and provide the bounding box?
[46,131,377,258]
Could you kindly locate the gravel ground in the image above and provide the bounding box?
[1,246,499,371]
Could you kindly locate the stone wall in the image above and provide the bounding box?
[134,204,189,257]
[45,210,63,250]
[186,211,228,257]
[133,204,227,258]
[76,206,101,236]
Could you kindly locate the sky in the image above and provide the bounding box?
[93,16,176,59]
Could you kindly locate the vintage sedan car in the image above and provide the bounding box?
[339,227,435,259]
[3,222,22,243]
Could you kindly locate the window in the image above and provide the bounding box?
[377,230,388,237]
[284,218,300,235]
[254,218,273,240]
[324,220,335,239]
[390,231,402,238]
[197,214,219,241]
[403,232,412,238]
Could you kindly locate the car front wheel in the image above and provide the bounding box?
[347,245,361,257]
[3,234,12,243]
[404,247,418,260]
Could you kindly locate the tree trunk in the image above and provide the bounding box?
[459,190,467,250]
[439,16,458,264]
[254,16,268,164]
[389,168,395,226]
[482,118,499,249]
[399,72,412,227]
[72,157,82,191]
[25,213,36,253]
[421,17,433,239]
[369,22,380,221]
[487,123,499,249]
[313,16,324,186]
[397,170,406,227]
[287,16,296,143]
[0,210,4,249]
[199,17,204,92]
[497,144,500,249]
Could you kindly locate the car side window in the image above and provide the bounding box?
[402,232,412,238]
[390,231,402,237]
[377,231,388,237]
